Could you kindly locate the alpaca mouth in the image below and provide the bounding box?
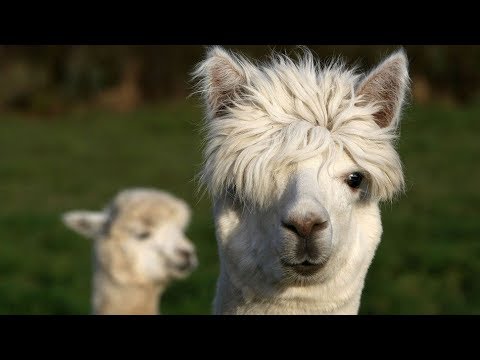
[176,261,194,272]
[165,257,197,277]
[281,260,324,276]
[173,256,198,274]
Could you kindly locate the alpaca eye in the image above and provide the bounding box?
[346,172,364,189]
[136,231,151,240]
[226,185,237,198]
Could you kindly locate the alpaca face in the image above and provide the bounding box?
[275,154,362,280]
[195,47,408,302]
[216,152,368,286]
[63,189,198,286]
[99,210,197,284]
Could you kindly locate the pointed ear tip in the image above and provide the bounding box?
[390,48,408,64]
[206,45,229,58]
[61,211,75,224]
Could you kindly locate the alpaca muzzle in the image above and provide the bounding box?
[280,213,332,276]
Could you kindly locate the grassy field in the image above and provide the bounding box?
[0,100,479,314]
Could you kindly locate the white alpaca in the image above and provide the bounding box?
[193,47,409,314]
[62,188,198,315]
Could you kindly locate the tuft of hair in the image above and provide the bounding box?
[193,47,410,208]
[62,188,192,238]
[107,187,191,230]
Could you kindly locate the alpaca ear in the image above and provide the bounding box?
[62,210,107,239]
[356,49,410,128]
[193,46,249,116]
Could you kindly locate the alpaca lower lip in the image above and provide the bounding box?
[176,262,193,272]
[282,260,324,276]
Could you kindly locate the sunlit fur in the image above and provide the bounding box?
[193,47,407,208]
[62,188,198,315]
[193,47,409,314]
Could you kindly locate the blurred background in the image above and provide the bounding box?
[0,45,478,314]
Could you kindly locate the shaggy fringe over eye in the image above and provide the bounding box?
[193,48,405,208]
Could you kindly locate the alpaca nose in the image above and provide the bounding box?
[282,215,328,239]
[175,248,198,270]
[177,249,194,263]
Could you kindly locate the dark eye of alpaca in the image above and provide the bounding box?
[136,231,151,240]
[346,172,364,189]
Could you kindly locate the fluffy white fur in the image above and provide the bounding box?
[193,47,409,314]
[62,188,198,315]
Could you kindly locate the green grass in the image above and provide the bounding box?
[0,100,478,314]
[362,104,480,314]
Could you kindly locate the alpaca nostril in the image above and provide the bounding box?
[282,217,328,239]
[177,249,192,262]
[312,220,328,233]
[282,221,299,234]
[174,249,197,272]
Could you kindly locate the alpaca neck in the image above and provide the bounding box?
[92,271,164,315]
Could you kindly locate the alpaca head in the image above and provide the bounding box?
[194,47,409,295]
[62,188,198,286]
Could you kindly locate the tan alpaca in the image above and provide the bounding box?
[62,188,198,315]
